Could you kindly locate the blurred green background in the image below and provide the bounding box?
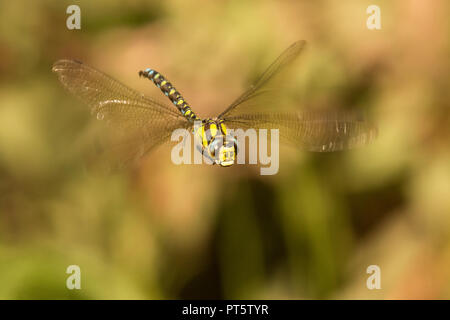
[1,0,450,299]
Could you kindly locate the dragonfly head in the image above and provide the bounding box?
[208,135,238,167]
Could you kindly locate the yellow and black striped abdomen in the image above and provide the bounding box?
[139,68,199,122]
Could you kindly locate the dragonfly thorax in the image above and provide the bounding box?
[195,119,238,167]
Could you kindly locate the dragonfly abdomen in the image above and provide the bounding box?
[139,68,199,122]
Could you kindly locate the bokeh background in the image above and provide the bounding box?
[1,0,449,299]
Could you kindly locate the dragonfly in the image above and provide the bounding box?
[52,40,377,167]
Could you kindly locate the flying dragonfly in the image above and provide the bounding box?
[52,40,377,166]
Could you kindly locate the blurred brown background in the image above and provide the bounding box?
[0,0,449,299]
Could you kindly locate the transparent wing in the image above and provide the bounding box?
[219,41,377,151]
[218,40,306,119]
[52,59,191,163]
[224,110,378,152]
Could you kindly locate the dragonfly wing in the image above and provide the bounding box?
[219,41,377,151]
[223,110,377,152]
[53,59,191,163]
[218,40,306,119]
